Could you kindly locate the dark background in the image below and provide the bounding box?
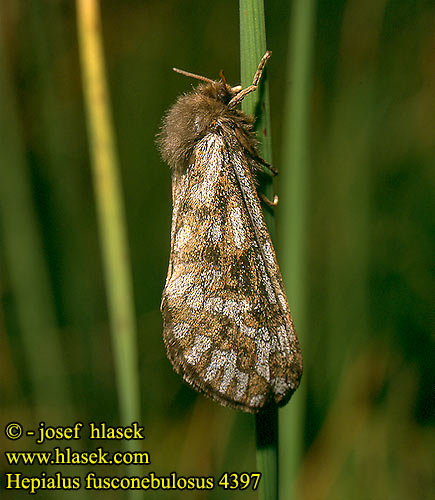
[0,1,433,499]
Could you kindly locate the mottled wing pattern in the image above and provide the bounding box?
[162,133,302,413]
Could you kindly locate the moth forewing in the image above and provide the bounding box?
[158,52,302,413]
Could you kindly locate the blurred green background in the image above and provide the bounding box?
[0,0,433,499]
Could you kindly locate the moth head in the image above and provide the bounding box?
[172,51,271,111]
[172,67,242,106]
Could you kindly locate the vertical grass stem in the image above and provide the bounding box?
[75,0,141,438]
[280,0,316,497]
[240,1,277,499]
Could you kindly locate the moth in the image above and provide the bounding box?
[157,52,302,413]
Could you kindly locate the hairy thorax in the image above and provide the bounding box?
[158,81,256,171]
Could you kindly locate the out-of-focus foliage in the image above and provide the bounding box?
[0,1,432,499]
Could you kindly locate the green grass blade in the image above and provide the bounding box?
[240,1,277,499]
[279,0,316,497]
[240,0,274,232]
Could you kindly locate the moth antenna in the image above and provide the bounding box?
[219,69,227,85]
[228,50,272,109]
[172,67,215,84]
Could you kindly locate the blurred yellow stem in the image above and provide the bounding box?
[76,0,141,429]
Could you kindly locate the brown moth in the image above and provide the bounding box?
[157,52,302,413]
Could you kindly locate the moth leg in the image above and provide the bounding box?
[256,156,278,176]
[260,193,279,207]
[228,51,271,109]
